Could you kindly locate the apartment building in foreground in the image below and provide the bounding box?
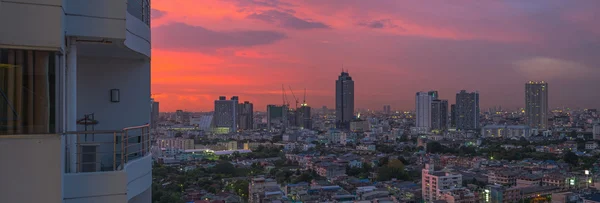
[0,0,152,202]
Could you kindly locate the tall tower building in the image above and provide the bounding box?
[298,104,312,129]
[238,101,254,130]
[416,92,432,130]
[525,81,548,129]
[450,104,457,128]
[214,96,238,133]
[267,104,288,131]
[336,71,354,129]
[455,90,480,130]
[151,99,160,128]
[383,105,391,114]
[431,99,448,131]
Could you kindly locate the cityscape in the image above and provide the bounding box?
[1,1,600,203]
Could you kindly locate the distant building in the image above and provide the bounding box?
[267,104,287,131]
[450,104,457,128]
[422,164,463,202]
[350,119,370,132]
[428,90,439,100]
[213,96,238,133]
[416,92,432,131]
[455,90,480,130]
[481,125,531,138]
[336,71,354,129]
[151,99,160,128]
[383,105,391,114]
[175,109,184,123]
[593,124,600,140]
[158,138,195,150]
[525,81,549,129]
[238,101,254,130]
[249,177,283,203]
[431,99,448,131]
[297,104,312,129]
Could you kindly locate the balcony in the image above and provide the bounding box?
[65,124,151,173]
[63,124,153,203]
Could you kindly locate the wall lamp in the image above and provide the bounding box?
[110,89,120,103]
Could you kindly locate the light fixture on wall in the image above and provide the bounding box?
[110,89,120,103]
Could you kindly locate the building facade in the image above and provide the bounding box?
[297,104,312,129]
[151,99,160,128]
[238,101,254,130]
[0,1,152,202]
[525,81,548,129]
[431,99,449,131]
[455,90,480,130]
[416,92,432,131]
[422,164,463,202]
[214,96,238,133]
[335,71,354,129]
[267,104,287,131]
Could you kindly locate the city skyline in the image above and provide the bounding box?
[151,1,600,111]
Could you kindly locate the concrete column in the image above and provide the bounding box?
[67,39,78,172]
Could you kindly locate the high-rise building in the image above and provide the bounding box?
[214,96,238,133]
[450,104,457,128]
[267,104,288,131]
[383,105,391,114]
[151,99,160,128]
[416,92,432,130]
[175,109,184,123]
[455,90,480,130]
[238,101,254,130]
[431,99,448,131]
[0,1,152,201]
[336,71,354,129]
[297,104,312,129]
[525,81,549,129]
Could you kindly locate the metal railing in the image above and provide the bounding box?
[65,124,151,173]
[127,0,151,26]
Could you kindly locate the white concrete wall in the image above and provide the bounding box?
[0,135,63,203]
[77,56,150,131]
[63,171,128,203]
[0,0,64,50]
[65,0,127,39]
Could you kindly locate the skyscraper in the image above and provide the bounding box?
[238,101,254,130]
[267,104,287,131]
[298,104,312,129]
[383,105,391,114]
[450,104,457,128]
[431,99,448,131]
[455,90,480,130]
[151,99,160,128]
[416,92,432,130]
[336,71,354,129]
[525,81,548,129]
[214,96,238,133]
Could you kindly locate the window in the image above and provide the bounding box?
[0,49,56,135]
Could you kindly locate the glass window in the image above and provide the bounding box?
[0,49,56,135]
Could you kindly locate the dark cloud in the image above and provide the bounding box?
[247,10,329,30]
[151,9,166,20]
[152,23,286,52]
[357,19,403,30]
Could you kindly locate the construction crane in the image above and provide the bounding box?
[288,86,299,109]
[302,88,307,106]
[282,84,290,107]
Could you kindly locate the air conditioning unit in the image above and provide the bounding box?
[79,144,100,172]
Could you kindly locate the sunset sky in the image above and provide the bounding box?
[151,0,600,112]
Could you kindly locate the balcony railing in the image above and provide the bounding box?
[127,0,151,26]
[65,124,151,173]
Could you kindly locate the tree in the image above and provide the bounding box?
[214,161,236,175]
[231,180,249,201]
[378,157,389,167]
[563,151,579,166]
[388,159,405,170]
[426,142,444,153]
